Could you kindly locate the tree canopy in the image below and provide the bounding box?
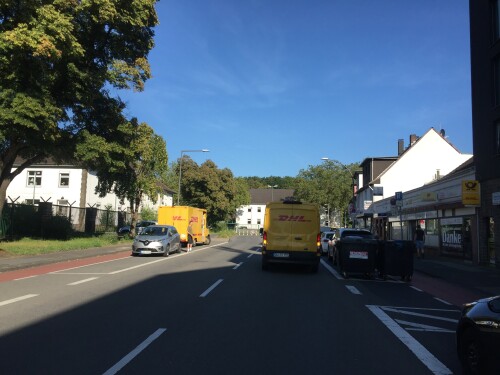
[178,157,248,226]
[0,0,159,215]
[294,160,359,226]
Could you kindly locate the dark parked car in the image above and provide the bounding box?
[118,220,157,236]
[456,295,500,375]
[327,228,373,264]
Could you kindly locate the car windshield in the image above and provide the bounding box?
[141,227,167,236]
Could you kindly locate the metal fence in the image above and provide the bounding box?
[0,202,133,239]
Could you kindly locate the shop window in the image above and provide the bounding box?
[425,219,439,235]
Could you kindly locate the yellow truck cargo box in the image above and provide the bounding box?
[157,206,211,246]
[261,200,321,272]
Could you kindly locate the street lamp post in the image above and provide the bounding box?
[177,149,210,205]
[267,185,278,201]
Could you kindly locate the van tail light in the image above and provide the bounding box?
[316,233,321,248]
[263,231,267,246]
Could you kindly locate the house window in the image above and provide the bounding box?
[57,200,69,216]
[247,219,251,225]
[59,173,70,187]
[27,171,42,187]
[257,207,261,212]
[247,207,251,212]
[25,199,40,205]
[257,219,261,225]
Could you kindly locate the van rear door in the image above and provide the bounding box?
[288,204,319,253]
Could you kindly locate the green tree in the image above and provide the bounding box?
[0,0,158,215]
[294,160,359,226]
[76,120,168,237]
[180,158,240,226]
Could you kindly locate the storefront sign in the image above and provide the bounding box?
[493,192,500,206]
[373,185,383,196]
[462,180,480,206]
[420,192,437,201]
[440,217,463,257]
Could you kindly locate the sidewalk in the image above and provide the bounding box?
[413,254,500,299]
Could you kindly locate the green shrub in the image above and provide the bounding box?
[42,215,74,240]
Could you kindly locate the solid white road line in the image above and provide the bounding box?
[0,294,39,307]
[14,275,38,281]
[50,257,130,274]
[233,262,243,270]
[345,285,362,295]
[395,319,455,333]
[102,328,167,375]
[247,254,254,258]
[434,297,453,306]
[381,307,459,323]
[67,277,99,286]
[367,305,453,375]
[109,258,169,274]
[200,279,224,298]
[320,259,342,279]
[410,286,423,292]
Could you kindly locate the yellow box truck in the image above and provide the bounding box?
[261,199,321,272]
[157,206,211,246]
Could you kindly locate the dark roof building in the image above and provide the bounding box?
[469,0,500,265]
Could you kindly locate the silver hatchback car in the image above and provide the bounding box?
[132,225,181,256]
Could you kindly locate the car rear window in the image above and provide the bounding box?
[341,231,372,238]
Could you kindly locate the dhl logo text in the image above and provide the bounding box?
[277,215,310,222]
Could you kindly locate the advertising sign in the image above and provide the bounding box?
[462,180,480,206]
[440,217,463,257]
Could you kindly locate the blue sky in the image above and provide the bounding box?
[117,0,472,177]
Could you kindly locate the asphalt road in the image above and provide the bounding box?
[0,236,462,374]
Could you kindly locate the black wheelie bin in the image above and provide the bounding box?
[337,237,378,279]
[378,240,414,281]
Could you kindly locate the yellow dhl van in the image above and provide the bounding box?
[157,206,211,246]
[261,199,321,272]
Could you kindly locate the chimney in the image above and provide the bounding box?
[440,129,446,138]
[398,139,404,155]
[409,134,417,146]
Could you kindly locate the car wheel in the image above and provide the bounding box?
[163,245,170,257]
[460,328,485,375]
[204,236,211,245]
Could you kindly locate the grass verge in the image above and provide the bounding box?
[0,234,132,256]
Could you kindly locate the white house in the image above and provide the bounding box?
[235,188,294,230]
[7,158,174,212]
[354,128,472,227]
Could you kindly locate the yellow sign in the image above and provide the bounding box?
[462,180,480,206]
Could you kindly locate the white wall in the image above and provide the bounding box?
[8,167,83,206]
[235,204,265,229]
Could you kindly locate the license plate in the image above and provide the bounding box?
[273,252,289,258]
[140,250,152,255]
[349,251,368,259]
